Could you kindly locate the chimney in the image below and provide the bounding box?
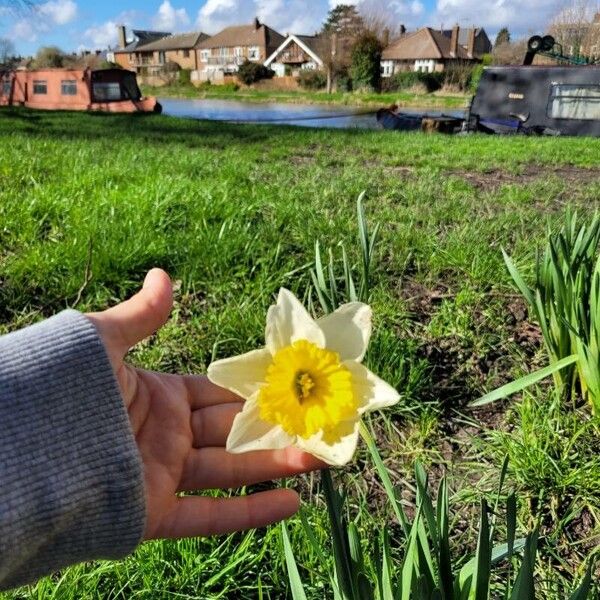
[117,25,127,49]
[382,28,390,47]
[400,24,406,36]
[467,28,476,58]
[450,25,459,57]
[254,17,261,30]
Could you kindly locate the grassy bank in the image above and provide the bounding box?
[1,108,599,598]
[141,83,469,108]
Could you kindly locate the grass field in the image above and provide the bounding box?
[1,108,599,599]
[140,83,469,108]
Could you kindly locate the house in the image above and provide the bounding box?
[264,34,324,77]
[381,26,487,77]
[111,28,170,69]
[111,27,209,75]
[441,27,491,58]
[194,18,284,82]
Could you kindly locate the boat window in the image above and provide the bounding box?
[121,73,141,100]
[548,84,600,120]
[92,82,122,101]
[33,80,47,95]
[61,80,77,95]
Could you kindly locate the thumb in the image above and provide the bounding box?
[91,268,173,357]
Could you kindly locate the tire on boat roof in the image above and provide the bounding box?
[527,35,543,52]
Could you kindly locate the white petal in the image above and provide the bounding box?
[317,302,372,362]
[265,288,325,354]
[296,421,360,466]
[207,348,272,400]
[344,361,400,414]
[226,393,294,453]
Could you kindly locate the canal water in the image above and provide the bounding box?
[159,97,464,130]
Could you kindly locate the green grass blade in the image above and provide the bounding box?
[502,249,535,307]
[471,355,578,407]
[436,477,454,600]
[473,499,491,600]
[359,421,410,537]
[281,521,308,600]
[569,562,594,600]
[321,469,356,600]
[509,529,539,600]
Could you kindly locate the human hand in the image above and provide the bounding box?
[86,269,323,540]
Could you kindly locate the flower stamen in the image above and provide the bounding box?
[294,371,314,402]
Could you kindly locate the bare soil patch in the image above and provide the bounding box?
[454,164,600,194]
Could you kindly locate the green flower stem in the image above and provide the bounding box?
[359,421,410,537]
[320,468,357,600]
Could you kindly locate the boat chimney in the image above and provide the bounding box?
[254,17,261,30]
[467,27,475,58]
[450,25,459,58]
[117,25,127,49]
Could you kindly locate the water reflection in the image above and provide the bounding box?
[159,97,465,130]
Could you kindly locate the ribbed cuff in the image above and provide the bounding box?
[0,310,146,590]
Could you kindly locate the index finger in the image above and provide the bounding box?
[183,374,243,409]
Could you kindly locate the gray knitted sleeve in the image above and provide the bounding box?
[0,310,146,591]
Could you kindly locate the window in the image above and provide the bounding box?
[234,46,243,57]
[219,47,229,57]
[33,80,47,95]
[182,49,190,58]
[1,80,11,96]
[248,46,260,60]
[61,80,77,95]
[158,51,166,64]
[200,49,210,61]
[548,84,600,120]
[92,82,122,101]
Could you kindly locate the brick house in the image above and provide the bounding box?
[194,18,284,82]
[381,26,491,76]
[111,27,208,75]
[264,34,324,77]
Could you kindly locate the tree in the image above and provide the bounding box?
[491,39,528,65]
[350,32,382,91]
[32,46,66,68]
[548,0,599,58]
[322,4,364,37]
[494,27,511,48]
[0,37,15,65]
[236,60,274,85]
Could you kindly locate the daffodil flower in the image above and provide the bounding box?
[207,289,400,466]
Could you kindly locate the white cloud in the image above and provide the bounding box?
[82,20,119,48]
[196,0,324,34]
[433,0,564,35]
[152,0,190,32]
[80,10,139,50]
[38,0,77,25]
[6,0,77,45]
[10,19,41,43]
[197,0,241,32]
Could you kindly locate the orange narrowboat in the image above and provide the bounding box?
[0,68,161,113]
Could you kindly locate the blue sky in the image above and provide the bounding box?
[0,0,571,56]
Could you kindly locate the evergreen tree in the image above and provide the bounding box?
[322,4,365,37]
[495,27,511,47]
[350,32,383,91]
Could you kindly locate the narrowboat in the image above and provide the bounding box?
[377,35,600,137]
[0,68,161,114]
